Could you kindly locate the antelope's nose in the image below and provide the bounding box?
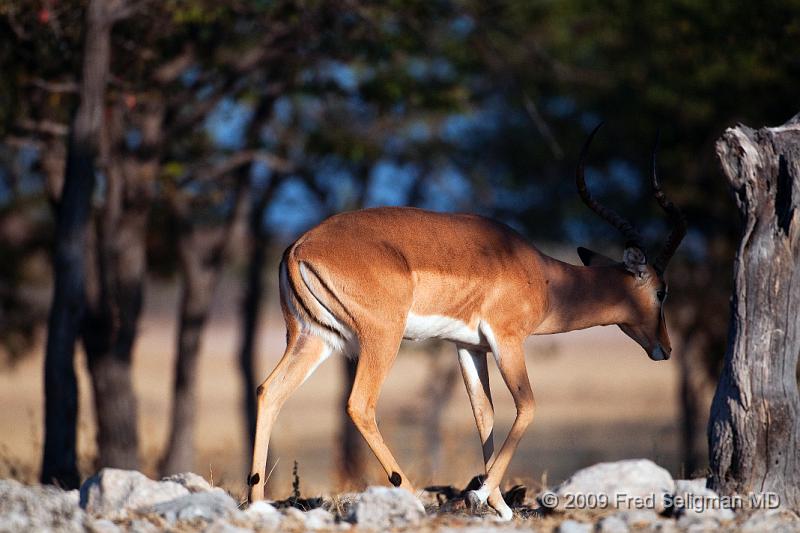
[649,344,671,361]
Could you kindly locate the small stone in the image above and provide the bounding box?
[349,486,426,530]
[144,490,238,523]
[682,519,719,533]
[439,527,529,533]
[88,518,122,533]
[304,507,336,530]
[674,479,708,494]
[0,479,86,532]
[596,515,629,533]
[245,500,279,516]
[616,509,659,527]
[203,518,254,533]
[80,469,189,519]
[550,459,675,513]
[677,514,719,532]
[127,519,160,533]
[558,519,593,533]
[282,506,309,528]
[650,519,680,533]
[740,509,800,533]
[671,479,734,522]
[242,500,282,529]
[161,472,214,493]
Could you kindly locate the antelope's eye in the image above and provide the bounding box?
[656,290,667,302]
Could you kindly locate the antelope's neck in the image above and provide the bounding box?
[534,259,632,335]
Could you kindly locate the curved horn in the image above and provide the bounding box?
[650,130,687,274]
[576,123,644,250]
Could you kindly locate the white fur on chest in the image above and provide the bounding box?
[403,312,482,345]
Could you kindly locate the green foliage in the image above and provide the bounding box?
[1,0,798,367]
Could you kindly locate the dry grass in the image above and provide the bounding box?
[0,275,692,498]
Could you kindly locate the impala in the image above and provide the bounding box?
[247,124,686,520]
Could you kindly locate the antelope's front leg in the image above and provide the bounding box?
[457,347,513,520]
[465,340,534,520]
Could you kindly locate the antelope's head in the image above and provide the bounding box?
[575,124,687,361]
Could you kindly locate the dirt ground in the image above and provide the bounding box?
[0,275,691,501]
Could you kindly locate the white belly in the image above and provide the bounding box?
[403,312,482,345]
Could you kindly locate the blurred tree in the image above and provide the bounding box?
[2,0,798,492]
[38,0,134,488]
[159,167,248,475]
[452,0,800,473]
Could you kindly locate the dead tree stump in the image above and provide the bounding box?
[709,114,800,511]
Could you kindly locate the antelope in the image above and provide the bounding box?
[247,124,686,519]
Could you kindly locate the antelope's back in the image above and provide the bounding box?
[289,207,545,324]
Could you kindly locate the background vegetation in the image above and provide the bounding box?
[1,0,798,493]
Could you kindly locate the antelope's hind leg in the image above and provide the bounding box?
[346,324,416,492]
[465,340,534,521]
[457,346,513,520]
[248,326,331,502]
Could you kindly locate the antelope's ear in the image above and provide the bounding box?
[622,247,648,278]
[577,247,617,267]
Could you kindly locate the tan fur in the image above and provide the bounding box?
[248,206,672,516]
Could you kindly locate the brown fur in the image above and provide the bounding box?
[248,206,672,516]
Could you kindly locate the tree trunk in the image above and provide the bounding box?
[159,232,219,475]
[709,115,800,510]
[233,92,280,478]
[237,171,284,451]
[239,225,266,446]
[160,181,248,475]
[82,97,163,470]
[418,346,460,478]
[40,0,124,488]
[82,206,146,469]
[678,328,712,476]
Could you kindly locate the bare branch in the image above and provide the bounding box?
[186,150,295,185]
[3,136,45,150]
[5,9,30,40]
[29,78,79,94]
[17,119,69,137]
[108,0,151,23]
[166,88,230,138]
[522,94,564,160]
[153,46,196,85]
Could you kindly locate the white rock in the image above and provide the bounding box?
[0,479,86,533]
[80,469,189,519]
[438,527,530,533]
[349,486,426,529]
[281,506,310,528]
[671,480,734,522]
[741,509,800,533]
[161,472,214,493]
[127,519,160,533]
[551,459,675,513]
[596,515,629,533]
[679,518,719,533]
[674,479,707,493]
[557,519,592,533]
[245,500,280,517]
[242,500,282,529]
[88,518,122,533]
[304,507,336,530]
[616,509,659,527]
[144,490,238,523]
[203,518,254,533]
[650,520,680,533]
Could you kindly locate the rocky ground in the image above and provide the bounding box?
[1,459,798,532]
